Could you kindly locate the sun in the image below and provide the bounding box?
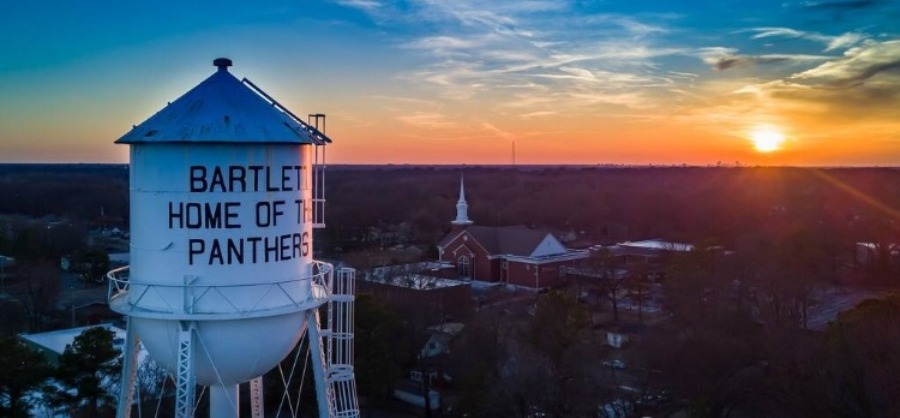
[750,126,785,153]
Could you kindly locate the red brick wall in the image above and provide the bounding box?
[357,280,475,323]
[439,232,497,282]
[507,260,574,288]
[507,261,536,287]
[439,231,580,285]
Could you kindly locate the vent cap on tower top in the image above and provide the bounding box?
[213,58,232,71]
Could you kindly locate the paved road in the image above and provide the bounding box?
[806,286,894,331]
[57,272,107,307]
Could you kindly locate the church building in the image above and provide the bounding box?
[436,176,589,289]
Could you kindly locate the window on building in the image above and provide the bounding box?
[458,256,471,278]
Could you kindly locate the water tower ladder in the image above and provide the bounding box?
[309,113,327,229]
[327,268,360,417]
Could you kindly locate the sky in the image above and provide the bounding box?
[1,0,899,166]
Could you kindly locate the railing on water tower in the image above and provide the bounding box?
[106,261,334,319]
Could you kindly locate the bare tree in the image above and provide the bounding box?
[589,248,628,323]
[17,261,61,331]
[135,358,169,405]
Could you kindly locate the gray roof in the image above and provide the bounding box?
[117,60,329,144]
[440,225,556,257]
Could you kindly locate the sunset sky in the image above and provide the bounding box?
[1,0,899,165]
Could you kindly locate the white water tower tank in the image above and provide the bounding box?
[114,58,329,387]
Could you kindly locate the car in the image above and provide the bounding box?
[602,360,626,369]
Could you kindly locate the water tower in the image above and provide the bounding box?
[108,58,358,418]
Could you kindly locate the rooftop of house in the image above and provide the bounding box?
[617,239,694,252]
[363,273,470,290]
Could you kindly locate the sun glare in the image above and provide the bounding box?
[751,126,785,153]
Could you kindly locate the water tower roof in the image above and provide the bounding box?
[117,59,330,144]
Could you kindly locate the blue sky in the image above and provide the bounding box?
[1,0,899,164]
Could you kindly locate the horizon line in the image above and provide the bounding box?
[1,162,898,170]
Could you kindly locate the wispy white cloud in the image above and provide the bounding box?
[334,0,899,148]
[792,39,900,86]
[697,46,831,70]
[395,111,456,129]
[403,35,483,51]
[337,0,681,113]
[685,39,900,135]
[746,27,866,51]
[336,0,382,13]
[519,110,557,119]
[481,122,515,140]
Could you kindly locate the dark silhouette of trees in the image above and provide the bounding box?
[588,248,628,323]
[0,164,128,225]
[70,249,111,283]
[0,336,52,418]
[454,291,604,417]
[17,261,61,331]
[45,326,121,417]
[354,295,406,401]
[665,245,726,332]
[7,221,85,263]
[819,295,900,417]
[451,314,510,417]
[0,299,27,337]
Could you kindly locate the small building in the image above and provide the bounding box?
[420,322,464,359]
[357,270,475,324]
[610,239,694,263]
[855,242,900,270]
[436,176,589,289]
[597,239,696,280]
[0,254,14,279]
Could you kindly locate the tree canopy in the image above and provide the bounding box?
[0,336,52,418]
[46,326,121,417]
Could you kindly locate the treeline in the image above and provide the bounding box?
[3,164,900,282]
[0,164,128,223]
[324,165,900,283]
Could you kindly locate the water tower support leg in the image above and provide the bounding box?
[210,384,240,418]
[116,318,140,418]
[308,311,335,418]
[249,376,264,418]
[174,321,196,418]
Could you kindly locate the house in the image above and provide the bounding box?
[393,322,464,412]
[436,176,589,289]
[605,323,645,348]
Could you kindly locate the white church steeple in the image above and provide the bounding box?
[452,173,473,226]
